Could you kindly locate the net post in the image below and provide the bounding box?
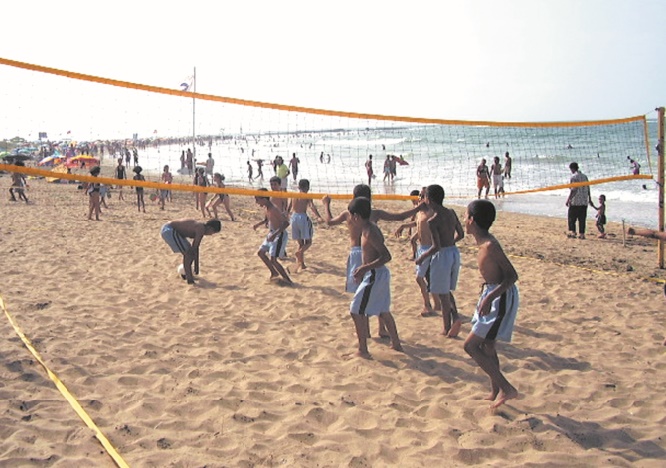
[658,107,665,268]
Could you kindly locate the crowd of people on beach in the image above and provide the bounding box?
[5,147,665,407]
[156,175,521,408]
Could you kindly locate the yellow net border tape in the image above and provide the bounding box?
[0,57,647,128]
[0,294,130,468]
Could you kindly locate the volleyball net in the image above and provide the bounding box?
[0,57,656,201]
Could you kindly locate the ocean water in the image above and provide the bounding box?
[99,119,660,229]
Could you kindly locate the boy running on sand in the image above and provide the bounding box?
[160,219,221,285]
[288,179,323,272]
[415,184,464,337]
[9,162,29,203]
[463,199,520,408]
[347,196,402,357]
[254,188,293,285]
[206,173,235,221]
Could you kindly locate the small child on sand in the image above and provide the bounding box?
[9,162,29,203]
[589,194,607,238]
[159,165,173,210]
[254,188,293,285]
[463,199,520,408]
[133,166,146,213]
[206,173,235,221]
[347,196,402,357]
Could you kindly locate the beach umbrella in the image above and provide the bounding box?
[1,153,31,162]
[66,154,99,168]
[38,155,63,166]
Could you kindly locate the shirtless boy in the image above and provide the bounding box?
[160,219,222,284]
[322,184,424,336]
[415,184,464,337]
[254,188,293,285]
[396,193,442,317]
[288,179,323,272]
[270,175,288,214]
[347,196,402,357]
[462,199,519,408]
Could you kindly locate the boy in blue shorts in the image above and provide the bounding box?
[288,179,323,272]
[348,196,402,358]
[160,218,221,284]
[415,184,464,337]
[254,188,293,285]
[462,199,519,409]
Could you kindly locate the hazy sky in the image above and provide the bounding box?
[2,0,665,139]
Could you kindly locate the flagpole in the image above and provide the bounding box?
[192,66,196,165]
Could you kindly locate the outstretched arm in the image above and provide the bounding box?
[322,196,348,226]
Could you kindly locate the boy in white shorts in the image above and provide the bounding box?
[347,196,402,357]
[289,179,323,272]
[254,188,293,285]
[462,199,519,409]
[415,184,464,337]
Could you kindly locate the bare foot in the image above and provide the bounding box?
[269,274,280,282]
[392,343,404,352]
[484,388,499,401]
[420,308,436,317]
[447,319,462,338]
[490,387,518,409]
[355,350,372,359]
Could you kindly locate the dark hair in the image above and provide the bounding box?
[255,187,270,200]
[298,179,310,191]
[205,219,222,232]
[90,166,101,176]
[468,199,496,230]
[352,184,371,199]
[269,176,281,185]
[348,196,372,220]
[133,166,142,173]
[569,162,579,171]
[426,184,445,205]
[409,189,420,197]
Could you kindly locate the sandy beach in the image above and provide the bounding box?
[1,176,665,467]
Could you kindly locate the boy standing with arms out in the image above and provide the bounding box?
[289,179,323,272]
[160,219,221,285]
[254,188,293,285]
[348,197,402,358]
[415,184,464,337]
[463,199,519,408]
